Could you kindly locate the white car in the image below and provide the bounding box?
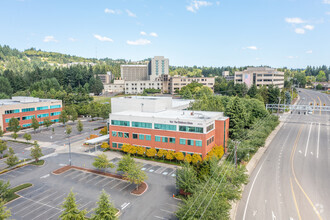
[308,110,313,114]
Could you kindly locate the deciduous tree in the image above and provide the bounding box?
[77,119,84,133]
[146,148,156,158]
[136,146,146,156]
[23,133,31,142]
[184,154,192,163]
[8,117,20,133]
[31,117,39,133]
[100,142,109,149]
[0,180,11,200]
[92,153,114,171]
[0,198,11,219]
[191,154,202,164]
[43,117,52,129]
[174,152,184,162]
[166,150,175,161]
[0,141,7,159]
[117,154,135,174]
[124,163,147,190]
[176,162,198,194]
[59,111,69,125]
[157,149,167,159]
[30,141,43,162]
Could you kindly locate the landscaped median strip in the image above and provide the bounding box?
[52,165,148,196]
[0,160,45,175]
[5,183,33,204]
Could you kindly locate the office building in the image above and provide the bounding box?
[149,56,169,81]
[222,71,234,81]
[0,97,62,131]
[103,80,125,93]
[109,96,229,158]
[121,65,148,81]
[234,67,284,88]
[98,72,113,84]
[169,76,215,94]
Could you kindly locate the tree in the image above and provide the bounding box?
[69,109,78,122]
[268,85,280,104]
[0,76,13,96]
[146,148,156,158]
[8,117,20,133]
[117,154,135,175]
[316,70,327,82]
[0,126,3,137]
[136,146,146,156]
[316,84,323,90]
[77,119,84,133]
[0,141,7,159]
[124,163,147,190]
[182,88,193,99]
[0,180,11,200]
[30,141,43,162]
[43,117,52,129]
[285,91,291,104]
[0,198,11,219]
[31,117,39,133]
[60,190,87,220]
[176,162,199,194]
[247,84,257,98]
[99,126,107,135]
[5,147,18,167]
[11,133,18,140]
[174,152,185,162]
[191,154,202,164]
[52,127,55,134]
[92,153,114,171]
[66,125,72,136]
[166,150,175,161]
[128,145,137,155]
[184,154,192,163]
[194,86,213,99]
[101,142,109,149]
[92,190,117,220]
[225,96,246,139]
[23,133,31,142]
[59,111,69,125]
[157,149,167,159]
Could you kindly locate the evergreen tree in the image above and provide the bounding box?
[225,96,246,139]
[30,141,43,162]
[247,84,257,98]
[60,190,87,220]
[0,141,7,159]
[77,119,83,133]
[176,162,199,194]
[0,198,11,219]
[5,147,18,167]
[92,190,117,220]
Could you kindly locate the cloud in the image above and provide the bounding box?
[306,50,313,54]
[285,17,305,24]
[126,9,136,17]
[140,31,147,36]
[186,0,212,13]
[93,34,113,42]
[287,56,298,59]
[323,0,330,4]
[126,39,151,45]
[216,1,220,6]
[43,36,58,43]
[243,46,258,50]
[68,37,77,42]
[304,25,314,30]
[326,12,330,15]
[105,8,121,14]
[294,28,305,34]
[255,58,261,60]
[150,32,158,37]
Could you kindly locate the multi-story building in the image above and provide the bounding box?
[124,79,163,94]
[103,80,125,94]
[222,71,234,81]
[109,96,229,158]
[0,97,62,131]
[169,76,215,94]
[98,72,113,84]
[149,56,169,81]
[121,65,148,81]
[234,67,284,88]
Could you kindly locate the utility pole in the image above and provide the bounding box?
[277,97,281,117]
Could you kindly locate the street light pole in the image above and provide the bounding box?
[68,136,71,166]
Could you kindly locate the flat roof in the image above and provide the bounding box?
[0,96,60,106]
[84,134,109,144]
[121,65,148,67]
[111,109,226,121]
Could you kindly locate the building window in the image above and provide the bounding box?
[155,136,161,142]
[187,139,194,146]
[22,123,32,128]
[22,115,34,120]
[37,106,49,111]
[139,134,144,140]
[207,136,214,145]
[196,140,202,147]
[50,112,61,116]
[118,143,123,149]
[162,137,168,143]
[5,109,19,114]
[111,120,130,126]
[112,143,117,148]
[169,137,175,143]
[133,133,138,139]
[179,126,203,133]
[37,113,49,118]
[112,131,117,137]
[206,124,214,132]
[146,135,151,140]
[22,108,35,113]
[180,138,186,145]
[124,133,129,138]
[132,122,152,129]
[118,132,123,137]
[51,119,59,122]
[154,123,176,131]
[50,105,61,109]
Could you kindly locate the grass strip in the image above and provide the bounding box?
[6,183,33,203]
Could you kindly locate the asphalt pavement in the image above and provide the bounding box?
[236,89,330,220]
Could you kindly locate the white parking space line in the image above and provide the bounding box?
[63,170,79,178]
[168,169,176,176]
[2,173,15,177]
[9,187,47,209]
[94,177,108,186]
[77,173,93,182]
[85,175,100,184]
[46,209,63,220]
[79,201,92,209]
[155,216,168,219]
[166,203,180,208]
[102,179,115,187]
[71,172,86,180]
[160,209,174,214]
[155,167,167,174]
[111,181,124,189]
[119,182,132,191]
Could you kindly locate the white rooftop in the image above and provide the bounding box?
[0,96,59,106]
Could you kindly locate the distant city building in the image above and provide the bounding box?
[98,72,112,84]
[149,56,169,81]
[234,67,284,88]
[103,80,125,93]
[121,65,148,81]
[169,76,215,94]
[0,97,62,131]
[109,96,229,158]
[124,79,163,94]
[222,71,234,81]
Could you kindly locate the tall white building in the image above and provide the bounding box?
[149,56,169,81]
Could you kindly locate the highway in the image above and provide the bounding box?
[236,89,330,220]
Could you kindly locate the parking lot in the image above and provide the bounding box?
[0,165,35,180]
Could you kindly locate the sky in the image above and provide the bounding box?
[0,0,330,68]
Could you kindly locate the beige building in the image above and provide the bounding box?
[98,72,112,84]
[234,67,284,88]
[149,56,169,81]
[121,65,148,81]
[103,80,125,93]
[169,76,215,94]
[124,79,163,94]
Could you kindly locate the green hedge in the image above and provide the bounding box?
[6,183,33,202]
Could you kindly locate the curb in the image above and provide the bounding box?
[5,183,34,205]
[130,182,148,196]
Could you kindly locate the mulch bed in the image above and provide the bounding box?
[52,165,148,195]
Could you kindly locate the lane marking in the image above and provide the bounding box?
[155,216,168,220]
[272,210,276,220]
[290,178,301,220]
[242,159,266,220]
[121,202,130,210]
[317,123,320,159]
[160,209,174,214]
[317,96,322,115]
[40,174,50,179]
[304,123,313,157]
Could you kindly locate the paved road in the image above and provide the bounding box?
[236,89,330,220]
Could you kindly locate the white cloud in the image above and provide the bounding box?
[323,0,330,4]
[140,31,147,36]
[216,1,220,6]
[326,12,330,15]
[243,46,258,50]
[93,34,113,42]
[68,37,77,42]
[43,36,58,43]
[126,39,151,45]
[285,17,305,24]
[186,0,212,13]
[294,28,305,34]
[105,8,121,14]
[150,32,158,37]
[306,50,313,54]
[255,58,261,60]
[126,9,136,17]
[287,56,298,59]
[304,25,314,30]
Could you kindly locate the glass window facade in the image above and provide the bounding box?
[118,132,123,137]
[22,108,35,113]
[22,115,34,120]
[112,131,117,137]
[169,137,175,143]
[5,109,19,114]
[154,123,176,131]
[6,117,20,123]
[146,135,151,140]
[179,126,203,133]
[37,106,49,111]
[51,112,61,116]
[50,105,61,109]
[133,133,138,139]
[155,136,161,142]
[162,137,168,143]
[111,120,130,127]
[37,113,49,118]
[124,133,129,138]
[51,119,59,122]
[22,123,32,128]
[187,139,194,146]
[112,143,117,148]
[180,138,186,145]
[132,122,152,129]
[139,134,144,140]
[196,140,202,147]
[206,124,214,132]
